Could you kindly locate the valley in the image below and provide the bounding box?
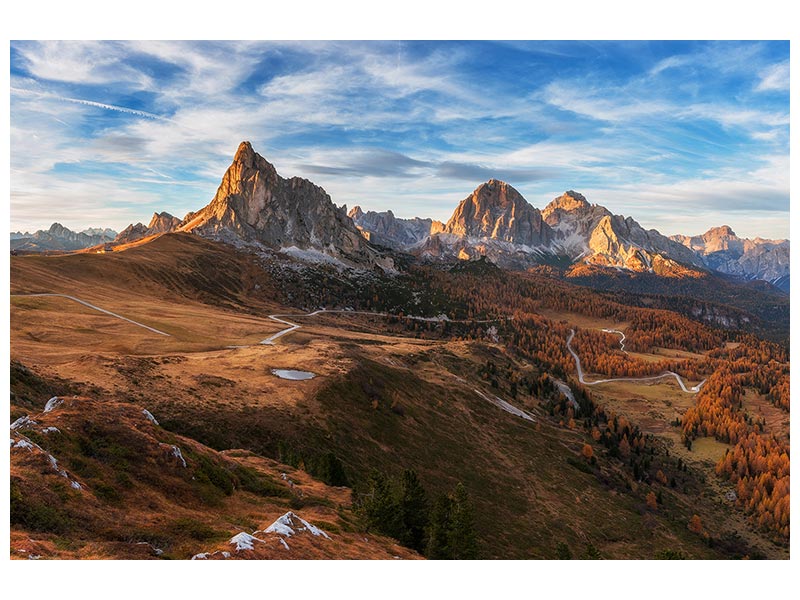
[9,142,789,561]
[11,233,789,560]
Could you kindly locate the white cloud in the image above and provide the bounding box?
[8,41,790,241]
[13,41,153,89]
[755,61,789,92]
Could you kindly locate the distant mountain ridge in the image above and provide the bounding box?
[10,223,117,252]
[351,184,788,290]
[348,206,444,248]
[11,142,787,290]
[671,226,789,292]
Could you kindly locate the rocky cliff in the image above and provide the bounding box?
[179,142,392,269]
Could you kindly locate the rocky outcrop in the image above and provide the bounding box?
[113,212,181,244]
[179,142,393,269]
[349,206,444,249]
[147,212,182,235]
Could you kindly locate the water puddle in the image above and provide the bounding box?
[271,369,316,380]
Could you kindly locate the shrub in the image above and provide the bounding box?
[168,517,223,541]
[10,479,71,534]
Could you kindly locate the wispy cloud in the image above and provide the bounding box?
[755,61,790,92]
[9,41,789,239]
[11,87,168,120]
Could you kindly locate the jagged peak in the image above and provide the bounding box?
[228,140,277,178]
[348,206,364,220]
[703,225,738,239]
[543,190,591,214]
[147,211,179,230]
[564,190,587,202]
[234,140,255,161]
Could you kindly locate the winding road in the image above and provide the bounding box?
[261,309,497,345]
[10,293,171,336]
[601,328,628,354]
[10,294,705,398]
[567,329,705,394]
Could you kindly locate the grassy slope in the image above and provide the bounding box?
[10,391,416,560]
[9,234,783,559]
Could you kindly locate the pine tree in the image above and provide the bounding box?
[426,493,453,559]
[583,543,602,559]
[449,483,478,559]
[556,542,572,560]
[398,469,430,553]
[317,452,349,487]
[361,470,400,538]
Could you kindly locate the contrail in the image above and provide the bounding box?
[11,87,169,121]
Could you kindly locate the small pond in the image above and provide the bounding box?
[271,369,316,380]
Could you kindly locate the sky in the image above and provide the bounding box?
[9,40,790,239]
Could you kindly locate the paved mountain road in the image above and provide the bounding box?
[567,329,705,394]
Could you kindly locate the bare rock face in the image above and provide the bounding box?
[349,206,444,249]
[179,142,392,269]
[542,190,591,218]
[147,212,182,235]
[411,180,559,269]
[542,191,703,271]
[443,179,553,246]
[114,223,150,244]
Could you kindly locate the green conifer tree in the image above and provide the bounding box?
[398,469,429,553]
[449,483,478,559]
[361,470,400,538]
[426,493,453,559]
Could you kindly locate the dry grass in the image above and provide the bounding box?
[741,388,789,440]
[10,396,415,560]
[10,233,786,560]
[535,308,629,331]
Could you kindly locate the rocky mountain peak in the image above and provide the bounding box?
[703,225,737,241]
[147,212,182,235]
[178,141,391,269]
[443,180,552,246]
[48,222,69,236]
[348,206,365,221]
[541,190,592,220]
[234,140,257,163]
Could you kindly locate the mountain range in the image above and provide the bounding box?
[11,142,789,292]
[10,141,790,561]
[10,223,117,252]
[352,186,789,292]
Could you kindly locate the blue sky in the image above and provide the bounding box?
[9,40,790,239]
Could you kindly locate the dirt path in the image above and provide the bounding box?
[10,293,171,336]
[601,328,628,354]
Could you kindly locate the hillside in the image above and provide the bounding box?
[10,234,788,559]
[11,388,415,560]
